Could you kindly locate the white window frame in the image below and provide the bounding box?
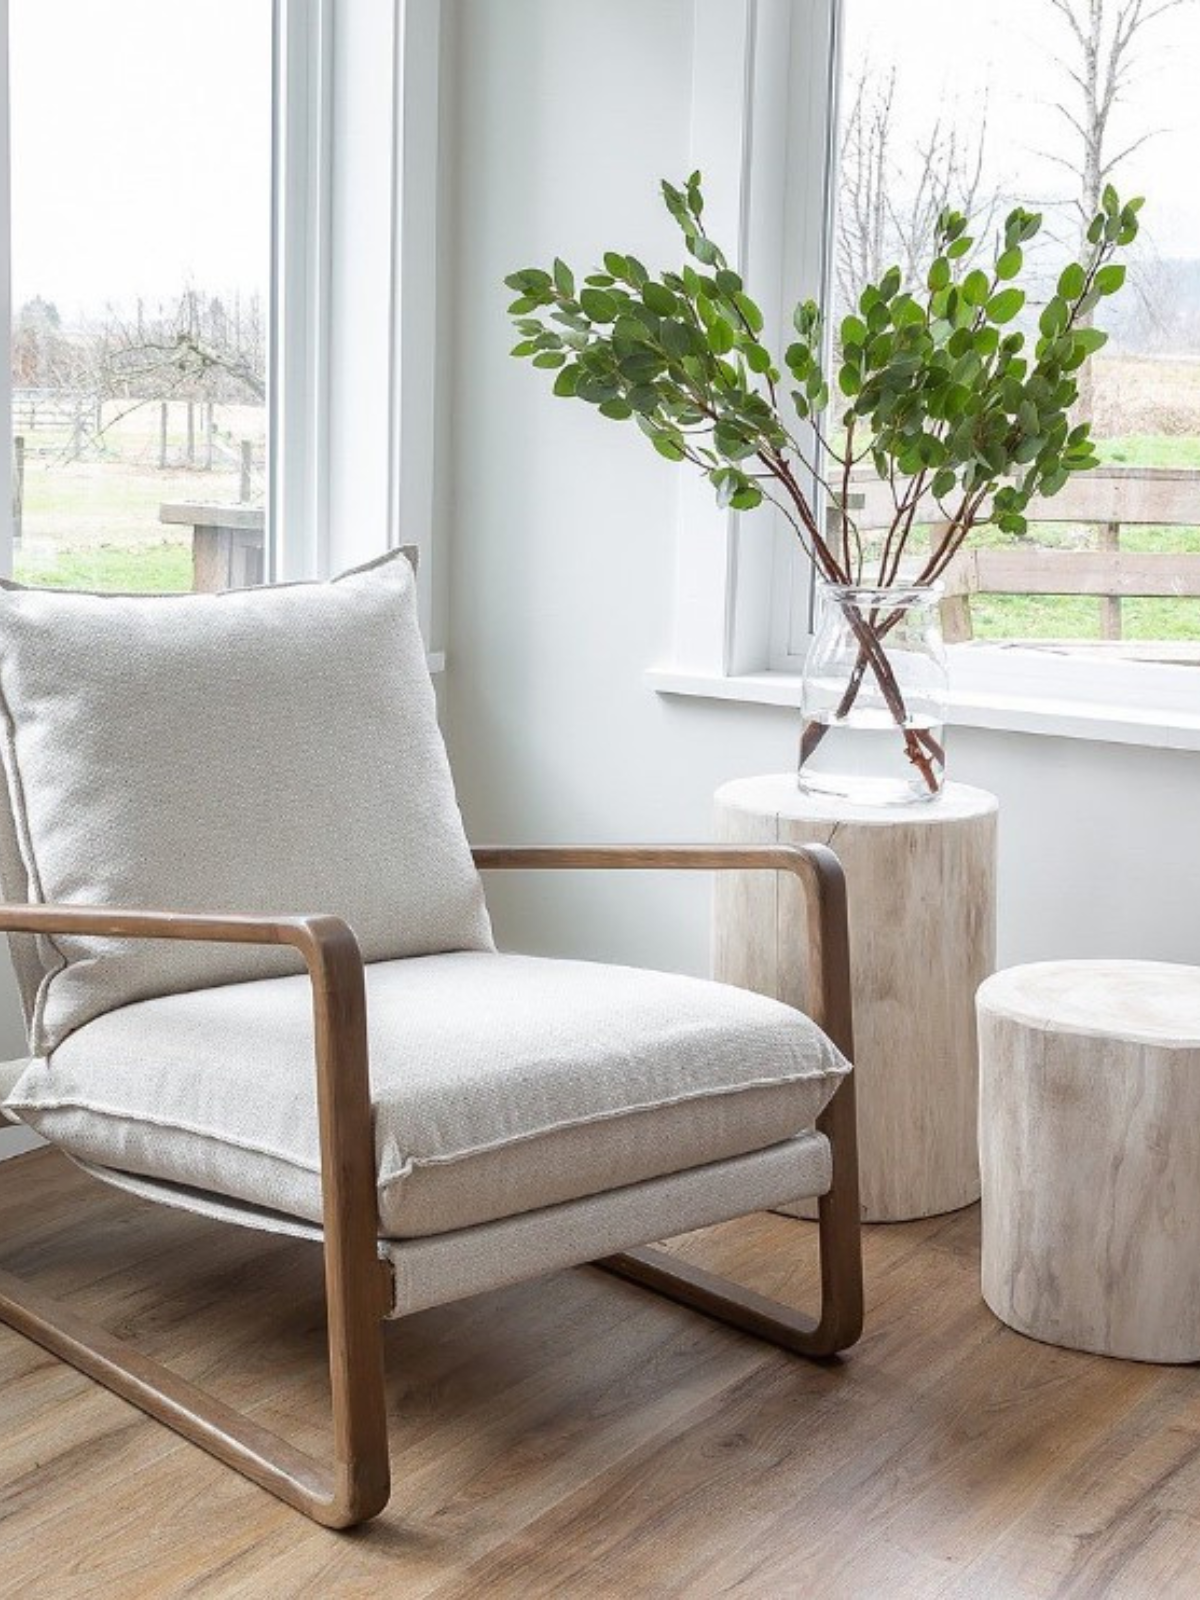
[0,0,442,636]
[646,0,1200,752]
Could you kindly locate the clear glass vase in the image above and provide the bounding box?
[798,583,949,806]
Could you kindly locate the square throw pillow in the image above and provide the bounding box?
[0,551,493,1054]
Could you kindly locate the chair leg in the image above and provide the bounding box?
[0,1240,394,1530]
[596,1078,864,1359]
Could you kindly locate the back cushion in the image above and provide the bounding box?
[0,551,493,1054]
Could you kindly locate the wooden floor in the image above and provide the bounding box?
[1,1150,1199,1598]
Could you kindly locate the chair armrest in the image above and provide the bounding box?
[0,902,389,1317]
[472,843,853,1059]
[0,902,351,964]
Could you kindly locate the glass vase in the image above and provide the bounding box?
[798,582,949,806]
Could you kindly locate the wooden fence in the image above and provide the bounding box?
[844,466,1200,642]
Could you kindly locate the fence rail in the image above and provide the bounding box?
[844,466,1200,642]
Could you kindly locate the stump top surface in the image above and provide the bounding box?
[979,960,1200,1047]
[714,775,998,827]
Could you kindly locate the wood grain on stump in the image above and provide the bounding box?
[979,959,1200,1363]
[714,776,997,1222]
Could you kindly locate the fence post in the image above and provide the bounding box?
[239,439,253,503]
[204,402,214,471]
[13,436,24,548]
[186,400,196,467]
[1099,520,1122,640]
[159,402,168,470]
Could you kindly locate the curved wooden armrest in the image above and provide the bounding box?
[474,841,863,1356]
[471,844,853,1058]
[0,902,352,963]
[0,901,389,1526]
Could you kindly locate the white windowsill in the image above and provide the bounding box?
[646,665,1200,752]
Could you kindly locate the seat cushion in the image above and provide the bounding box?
[0,552,493,1054]
[3,951,850,1238]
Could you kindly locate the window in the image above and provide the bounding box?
[8,0,272,593]
[831,0,1200,660]
[650,0,1200,742]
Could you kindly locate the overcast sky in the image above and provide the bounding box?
[9,0,270,318]
[7,0,1199,322]
[845,0,1200,259]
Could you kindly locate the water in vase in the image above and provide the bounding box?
[798,707,946,806]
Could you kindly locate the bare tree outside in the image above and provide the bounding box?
[836,63,999,320]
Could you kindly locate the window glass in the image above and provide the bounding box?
[9,0,272,592]
[835,0,1200,652]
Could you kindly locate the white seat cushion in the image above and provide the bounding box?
[3,951,849,1238]
[0,552,493,1054]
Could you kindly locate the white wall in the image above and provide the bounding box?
[441,0,1200,976]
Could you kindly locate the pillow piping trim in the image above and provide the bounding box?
[5,1053,849,1186]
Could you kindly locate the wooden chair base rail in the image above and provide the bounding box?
[600,1246,834,1357]
[0,1262,390,1530]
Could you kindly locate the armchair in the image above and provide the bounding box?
[0,552,860,1529]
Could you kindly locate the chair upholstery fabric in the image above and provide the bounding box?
[4,951,849,1238]
[0,552,493,1053]
[71,1132,832,1314]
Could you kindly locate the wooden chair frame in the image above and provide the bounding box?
[0,843,861,1529]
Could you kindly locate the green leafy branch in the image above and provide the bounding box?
[506,173,1140,790]
[506,172,1140,593]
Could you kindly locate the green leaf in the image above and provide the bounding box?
[946,237,973,260]
[552,365,580,397]
[1073,326,1108,355]
[995,247,1022,280]
[603,252,629,279]
[579,288,618,322]
[840,314,867,349]
[986,288,1025,324]
[1039,296,1069,338]
[660,320,692,359]
[744,342,772,375]
[504,268,552,293]
[641,281,679,316]
[734,292,764,333]
[713,421,755,460]
[532,351,566,369]
[690,235,719,266]
[785,342,811,379]
[1057,262,1086,300]
[707,317,735,355]
[963,269,990,307]
[714,268,742,296]
[628,385,660,415]
[927,257,951,292]
[553,258,575,297]
[652,433,687,460]
[730,485,763,511]
[1095,263,1127,295]
[598,397,632,420]
[931,467,957,500]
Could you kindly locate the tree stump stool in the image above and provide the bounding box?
[713,776,997,1221]
[979,960,1200,1363]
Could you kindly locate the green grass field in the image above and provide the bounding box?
[13,399,263,593]
[10,404,1200,640]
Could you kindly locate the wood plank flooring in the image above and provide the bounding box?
[1,1147,1199,1598]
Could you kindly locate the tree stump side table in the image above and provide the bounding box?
[979,960,1200,1363]
[713,776,998,1222]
